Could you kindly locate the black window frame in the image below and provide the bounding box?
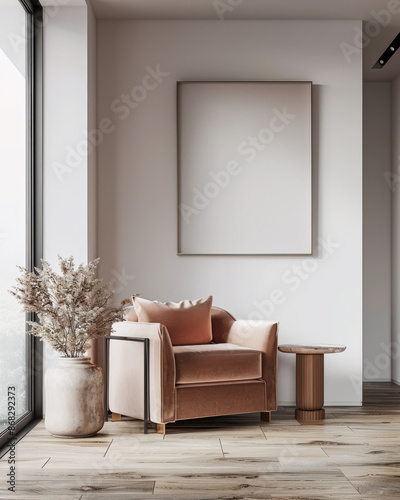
[0,0,43,451]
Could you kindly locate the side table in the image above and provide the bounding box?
[278,344,346,422]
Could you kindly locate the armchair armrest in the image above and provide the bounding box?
[221,320,278,411]
[109,321,175,423]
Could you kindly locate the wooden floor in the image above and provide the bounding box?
[1,382,400,499]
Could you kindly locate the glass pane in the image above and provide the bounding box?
[0,0,28,433]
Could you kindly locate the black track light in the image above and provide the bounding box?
[373,32,400,69]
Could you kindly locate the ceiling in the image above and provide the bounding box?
[88,0,400,81]
[40,0,86,5]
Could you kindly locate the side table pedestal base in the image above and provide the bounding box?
[295,408,325,421]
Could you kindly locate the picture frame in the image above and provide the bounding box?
[177,81,312,255]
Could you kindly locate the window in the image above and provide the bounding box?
[0,0,42,448]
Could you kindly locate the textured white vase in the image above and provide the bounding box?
[45,357,104,438]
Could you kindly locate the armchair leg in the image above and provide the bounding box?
[260,411,271,423]
[112,412,121,422]
[157,424,166,436]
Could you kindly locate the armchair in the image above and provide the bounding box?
[108,306,278,433]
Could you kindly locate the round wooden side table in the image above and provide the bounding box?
[278,344,346,422]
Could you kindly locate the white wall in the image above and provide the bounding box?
[88,1,97,262]
[363,82,392,381]
[42,5,94,407]
[43,6,88,266]
[97,20,363,405]
[392,74,400,385]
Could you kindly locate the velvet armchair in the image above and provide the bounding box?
[108,305,278,433]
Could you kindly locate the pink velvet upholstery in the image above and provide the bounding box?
[133,296,213,346]
[109,321,175,423]
[175,380,266,420]
[213,314,279,411]
[109,306,278,425]
[174,343,262,384]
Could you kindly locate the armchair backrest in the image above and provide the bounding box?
[210,306,236,342]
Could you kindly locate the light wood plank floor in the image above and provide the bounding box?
[1,383,400,499]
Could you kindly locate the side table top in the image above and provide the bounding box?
[278,344,346,354]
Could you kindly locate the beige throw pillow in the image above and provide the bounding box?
[133,296,213,346]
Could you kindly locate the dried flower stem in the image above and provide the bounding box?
[10,256,129,357]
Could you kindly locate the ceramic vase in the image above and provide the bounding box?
[45,357,104,438]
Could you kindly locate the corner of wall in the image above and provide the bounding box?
[87,1,97,263]
[391,73,400,383]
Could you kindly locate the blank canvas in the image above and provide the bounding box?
[177,81,312,255]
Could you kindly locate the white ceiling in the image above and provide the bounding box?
[40,0,86,5]
[88,0,400,81]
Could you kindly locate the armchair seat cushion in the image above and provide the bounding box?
[174,343,262,385]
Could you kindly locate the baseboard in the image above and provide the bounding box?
[324,402,362,407]
[363,378,392,382]
[279,401,362,407]
[392,379,400,386]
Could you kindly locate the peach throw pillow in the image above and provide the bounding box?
[123,306,138,322]
[133,296,213,346]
